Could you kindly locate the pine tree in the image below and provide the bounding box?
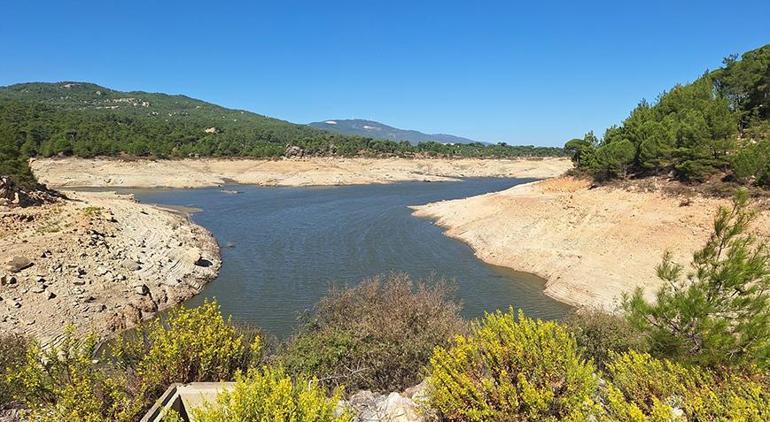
[624,189,770,368]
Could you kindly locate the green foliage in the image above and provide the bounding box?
[0,123,38,188]
[191,366,349,421]
[594,139,635,180]
[603,351,770,421]
[0,334,30,409]
[714,45,770,127]
[7,329,136,421]
[564,310,648,370]
[624,189,770,368]
[7,301,261,420]
[565,45,770,185]
[115,301,262,414]
[733,138,770,187]
[427,309,599,421]
[564,132,598,169]
[279,274,466,393]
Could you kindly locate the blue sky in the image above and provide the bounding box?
[2,1,768,146]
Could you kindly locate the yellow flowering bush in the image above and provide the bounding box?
[117,300,263,415]
[427,309,599,421]
[603,351,770,421]
[191,366,349,421]
[7,301,262,420]
[0,334,28,409]
[7,329,136,421]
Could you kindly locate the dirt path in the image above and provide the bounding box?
[411,177,770,310]
[30,157,573,188]
[0,192,220,347]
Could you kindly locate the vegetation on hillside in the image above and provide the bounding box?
[3,194,769,420]
[0,82,563,187]
[566,44,770,187]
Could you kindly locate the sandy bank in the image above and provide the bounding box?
[411,177,770,310]
[0,192,220,347]
[30,157,572,188]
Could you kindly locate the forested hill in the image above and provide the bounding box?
[308,119,478,145]
[565,43,770,188]
[0,81,336,158]
[0,82,564,187]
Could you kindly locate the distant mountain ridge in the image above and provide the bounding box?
[308,119,479,145]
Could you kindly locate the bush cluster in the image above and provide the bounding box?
[566,44,770,186]
[4,302,261,421]
[279,273,466,393]
[3,194,770,420]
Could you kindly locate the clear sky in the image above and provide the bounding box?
[2,1,769,146]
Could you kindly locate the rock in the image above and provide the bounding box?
[285,145,304,158]
[1,275,18,286]
[3,256,33,273]
[346,389,424,422]
[133,284,149,296]
[46,291,57,300]
[382,392,422,421]
[404,380,428,403]
[32,285,46,294]
[121,259,141,272]
[72,279,86,286]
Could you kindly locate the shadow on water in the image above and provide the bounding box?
[125,178,571,338]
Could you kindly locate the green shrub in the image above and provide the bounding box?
[732,139,770,187]
[279,273,466,393]
[427,309,599,421]
[192,366,349,421]
[564,310,648,370]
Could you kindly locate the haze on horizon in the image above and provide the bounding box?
[2,0,768,146]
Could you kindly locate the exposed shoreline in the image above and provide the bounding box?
[411,177,770,310]
[0,191,220,347]
[30,157,572,189]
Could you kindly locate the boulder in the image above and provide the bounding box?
[3,256,33,273]
[0,176,57,208]
[121,259,141,272]
[285,145,304,158]
[133,284,150,296]
[345,389,424,422]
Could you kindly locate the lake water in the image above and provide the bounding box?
[131,178,570,337]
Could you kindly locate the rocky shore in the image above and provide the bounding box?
[0,191,220,347]
[412,177,770,310]
[30,157,572,188]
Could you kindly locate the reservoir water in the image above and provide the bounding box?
[131,178,570,337]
